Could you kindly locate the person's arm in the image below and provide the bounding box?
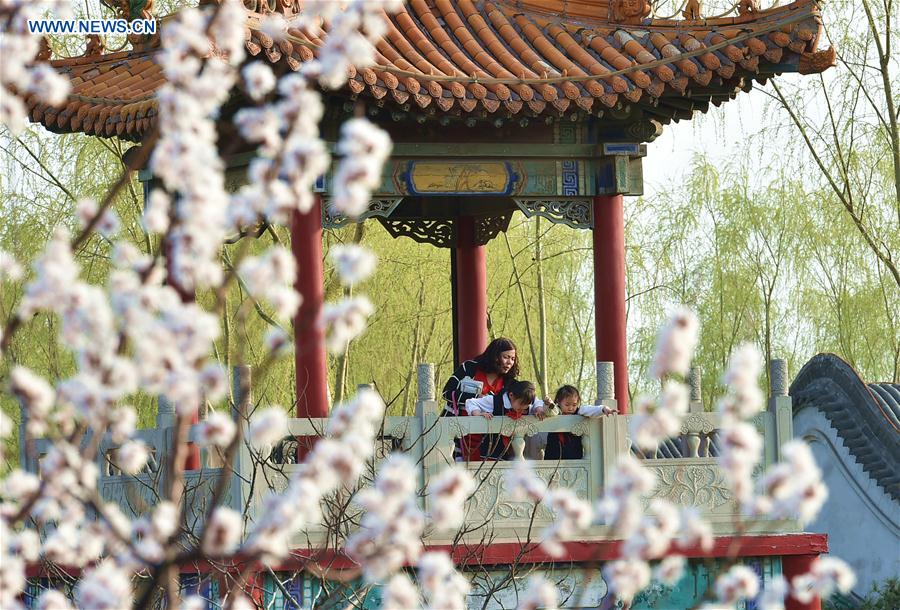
[576,404,618,417]
[465,394,494,418]
[442,361,473,414]
[529,398,550,420]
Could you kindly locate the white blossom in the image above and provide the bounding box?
[717,343,765,422]
[382,574,421,610]
[76,198,119,238]
[648,307,699,379]
[715,565,759,604]
[753,440,827,525]
[248,407,289,451]
[331,118,391,217]
[717,422,763,503]
[263,327,292,356]
[418,552,470,610]
[427,465,476,529]
[330,244,377,285]
[678,507,714,552]
[239,248,301,319]
[74,561,133,610]
[603,558,651,603]
[654,555,686,586]
[0,250,23,281]
[242,62,276,101]
[203,506,242,556]
[345,454,424,581]
[116,440,149,475]
[517,576,558,610]
[109,406,137,444]
[10,366,55,417]
[757,574,788,610]
[36,590,74,610]
[322,296,374,352]
[142,189,171,234]
[791,556,856,604]
[196,410,237,448]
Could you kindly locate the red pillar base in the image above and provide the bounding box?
[455,216,488,361]
[592,195,629,413]
[783,554,822,610]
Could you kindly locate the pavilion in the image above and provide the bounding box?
[22,1,837,608]
[25,0,834,417]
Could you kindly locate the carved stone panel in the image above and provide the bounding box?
[465,463,590,525]
[645,461,733,511]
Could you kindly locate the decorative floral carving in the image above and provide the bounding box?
[570,420,590,437]
[466,465,589,523]
[646,463,732,510]
[680,414,716,435]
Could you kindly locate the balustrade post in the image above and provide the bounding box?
[596,361,618,411]
[416,363,435,418]
[686,365,704,456]
[768,358,793,464]
[157,395,176,429]
[510,429,526,461]
[232,365,252,510]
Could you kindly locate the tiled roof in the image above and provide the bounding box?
[27,0,833,141]
[791,354,900,503]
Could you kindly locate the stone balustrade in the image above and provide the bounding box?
[23,362,797,545]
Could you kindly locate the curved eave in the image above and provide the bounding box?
[25,0,833,140]
[790,353,900,503]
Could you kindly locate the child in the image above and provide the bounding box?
[465,380,549,460]
[544,385,617,460]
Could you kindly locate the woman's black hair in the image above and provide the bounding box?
[474,337,519,380]
[554,385,581,405]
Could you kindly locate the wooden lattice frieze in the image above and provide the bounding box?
[321,198,403,229]
[514,198,593,229]
[474,213,513,245]
[376,218,455,248]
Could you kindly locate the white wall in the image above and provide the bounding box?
[794,407,900,596]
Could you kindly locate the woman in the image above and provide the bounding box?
[442,337,519,461]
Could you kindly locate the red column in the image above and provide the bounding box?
[783,554,822,610]
[455,216,488,361]
[292,197,330,419]
[593,195,629,413]
[165,239,201,470]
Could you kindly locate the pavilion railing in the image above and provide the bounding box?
[22,361,796,544]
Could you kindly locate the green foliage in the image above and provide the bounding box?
[858,578,900,610]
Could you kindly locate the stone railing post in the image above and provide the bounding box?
[156,395,176,429]
[768,358,793,464]
[230,365,252,509]
[686,365,705,455]
[596,361,618,411]
[510,434,526,461]
[417,363,435,402]
[688,365,703,413]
